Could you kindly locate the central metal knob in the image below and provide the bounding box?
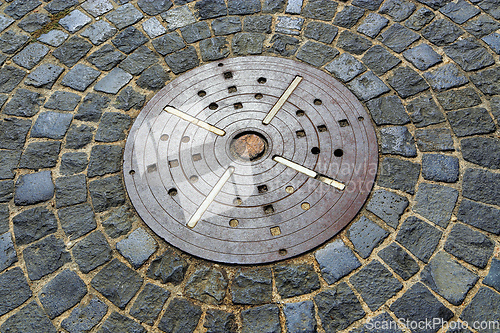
[230,131,267,161]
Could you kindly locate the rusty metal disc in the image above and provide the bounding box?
[123,56,378,264]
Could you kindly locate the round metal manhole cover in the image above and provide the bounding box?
[124,56,378,264]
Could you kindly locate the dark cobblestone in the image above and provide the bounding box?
[147,248,188,284]
[443,38,495,71]
[0,267,32,316]
[25,64,64,89]
[76,93,110,122]
[303,21,337,44]
[232,32,266,55]
[482,33,500,54]
[274,264,320,298]
[66,124,95,149]
[283,301,316,333]
[337,31,372,55]
[116,87,145,111]
[388,67,429,98]
[406,94,445,127]
[378,157,420,194]
[227,0,261,15]
[461,137,500,169]
[243,15,272,33]
[89,175,126,212]
[204,309,237,333]
[333,6,365,28]
[0,301,56,333]
[296,41,338,67]
[396,216,442,263]
[4,88,44,117]
[378,23,420,53]
[45,91,81,111]
[152,32,185,56]
[60,152,88,175]
[263,0,286,13]
[98,312,146,333]
[53,37,92,67]
[117,227,157,268]
[447,107,495,137]
[195,0,227,20]
[58,203,96,240]
[461,287,500,333]
[61,64,100,92]
[0,181,13,203]
[165,46,200,74]
[19,142,61,169]
[231,268,272,305]
[445,223,495,268]
[0,205,8,234]
[12,43,49,69]
[357,13,388,38]
[478,0,500,19]
[102,205,135,238]
[137,64,170,90]
[366,190,408,229]
[31,112,72,140]
[348,72,390,101]
[0,233,16,272]
[0,150,20,180]
[14,171,53,206]
[137,0,172,15]
[200,37,229,61]
[483,258,500,292]
[436,87,481,111]
[45,0,78,14]
[0,31,29,55]
[325,53,365,82]
[180,21,211,43]
[406,7,436,30]
[422,19,464,46]
[403,44,442,70]
[185,266,227,305]
[130,283,170,325]
[470,67,500,96]
[0,66,25,93]
[267,34,299,56]
[440,0,480,24]
[87,44,126,71]
[348,217,389,259]
[458,198,500,235]
[4,0,41,19]
[422,154,459,183]
[95,112,131,142]
[13,206,57,246]
[61,298,108,333]
[464,14,500,38]
[424,63,469,92]
[81,21,118,45]
[315,239,361,284]
[302,0,337,21]
[414,183,459,228]
[106,3,143,30]
[352,0,384,10]
[23,235,71,280]
[380,0,416,22]
[361,45,401,75]
[112,26,148,54]
[379,242,420,280]
[212,16,241,36]
[463,168,500,206]
[380,126,417,157]
[158,298,202,333]
[55,174,87,208]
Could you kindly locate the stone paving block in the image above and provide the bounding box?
[351,312,404,333]
[152,32,185,56]
[285,0,302,14]
[380,126,417,157]
[66,124,95,149]
[18,13,49,33]
[45,91,82,111]
[231,268,272,305]
[440,0,480,24]
[348,72,390,102]
[367,190,408,229]
[119,46,158,75]
[0,267,32,316]
[334,6,365,28]
[58,203,97,240]
[407,94,445,128]
[0,150,21,180]
[388,67,429,98]
[184,266,227,305]
[483,258,500,292]
[378,157,420,194]
[95,112,131,142]
[0,205,7,235]
[25,64,64,89]
[352,0,384,10]
[98,311,146,333]
[212,16,242,35]
[463,168,500,206]
[263,0,286,13]
[436,87,481,111]
[325,53,365,83]
[45,0,78,14]
[0,15,14,34]
[357,13,388,38]
[61,64,100,92]
[302,0,337,21]
[1,301,56,333]
[72,231,112,273]
[447,108,495,137]
[53,37,92,67]
[200,37,230,61]
[470,67,500,96]
[158,298,202,333]
[267,33,300,56]
[459,196,500,236]
[14,171,53,206]
[0,31,29,55]
[82,0,114,17]
[112,26,148,54]
[491,96,500,122]
[55,174,87,208]
[81,20,117,45]
[337,31,372,55]
[274,264,320,298]
[461,137,500,169]
[0,232,17,272]
[276,16,304,35]
[315,239,361,284]
[461,287,500,333]
[406,7,435,31]
[106,3,143,30]
[232,32,265,56]
[13,206,57,246]
[116,87,145,111]
[0,181,13,203]
[180,21,211,43]
[379,0,416,22]
[283,301,316,333]
[23,235,71,280]
[4,88,44,117]
[130,283,170,325]
[403,44,442,71]
[422,154,459,183]
[117,227,157,269]
[39,270,87,319]
[390,283,453,333]
[478,0,500,19]
[422,251,478,306]
[444,38,495,72]
[165,46,200,74]
[137,64,169,90]
[137,0,172,15]
[37,30,69,47]
[378,242,419,280]
[4,0,41,19]
[0,66,25,93]
[194,0,227,20]
[59,10,91,33]
[162,5,197,30]
[396,216,442,263]
[464,14,500,38]
[12,43,48,70]
[304,21,338,44]
[142,17,167,38]
[61,298,108,333]
[94,68,132,94]
[87,44,125,71]
[296,41,338,67]
[378,23,420,53]
[204,309,238,333]
[348,217,389,259]
[227,0,261,15]
[314,283,365,332]
[483,33,500,54]
[414,183,458,228]
[89,175,126,212]
[19,142,61,169]
[241,304,280,333]
[422,18,464,46]
[361,45,401,75]
[424,63,469,92]
[243,15,272,33]
[147,248,188,284]
[351,260,403,310]
[444,223,494,268]
[91,258,143,308]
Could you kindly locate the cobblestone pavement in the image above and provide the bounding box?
[0,0,499,332]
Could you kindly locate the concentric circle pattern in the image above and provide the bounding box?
[124,56,378,264]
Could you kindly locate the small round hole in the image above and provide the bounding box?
[129,170,135,175]
[181,136,190,143]
[258,77,267,84]
[168,188,178,196]
[334,149,343,157]
[314,99,322,105]
[233,197,242,206]
[311,147,320,155]
[285,186,294,194]
[218,63,224,67]
[255,93,263,99]
[301,202,310,210]
[189,175,198,183]
[358,116,364,121]
[209,102,218,110]
[229,219,239,227]
[198,90,206,97]
[279,249,287,256]
[296,110,305,117]
[160,134,169,141]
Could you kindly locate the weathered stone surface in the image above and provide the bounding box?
[296,41,338,67]
[267,33,299,56]
[0,15,14,34]
[447,108,496,137]
[74,94,109,123]
[0,150,19,180]
[470,67,500,96]
[61,298,108,333]
[147,249,188,284]
[117,228,157,269]
[461,287,500,333]
[350,260,403,310]
[87,145,123,178]
[275,16,304,35]
[458,199,500,235]
[231,268,272,305]
[227,0,261,15]
[241,304,281,333]
[422,154,459,183]
[263,0,286,13]
[112,26,148,54]
[4,88,44,117]
[0,181,13,203]
[25,64,64,89]
[315,239,361,284]
[390,283,453,333]
[102,205,136,238]
[348,215,388,256]
[414,183,458,228]
[243,15,272,33]
[424,64,469,93]
[314,283,365,332]
[45,0,78,14]
[58,203,96,240]
[165,46,200,74]
[31,112,72,140]
[483,33,500,54]
[89,175,126,212]
[0,66,25,93]
[0,267,32,316]
[59,10,91,34]
[138,0,172,15]
[73,231,111,273]
[478,0,500,19]
[87,45,125,71]
[116,87,145,111]
[0,301,56,333]
[334,6,365,28]
[463,168,500,206]
[378,23,420,52]
[0,205,8,235]
[461,137,500,169]
[66,124,95,149]
[422,19,463,46]
[55,174,87,208]
[483,258,500,292]
[362,45,401,75]
[275,264,320,298]
[185,266,227,305]
[443,38,495,71]
[95,112,131,142]
[204,309,237,333]
[152,32,185,56]
[367,190,408,229]
[158,298,202,333]
[348,72,390,101]
[23,235,71,280]
[396,216,442,263]
[130,283,170,325]
[388,66,429,98]
[95,68,133,94]
[4,0,41,19]
[61,64,100,92]
[45,91,81,111]
[59,152,87,176]
[406,7,436,30]
[81,0,114,17]
[380,126,417,157]
[195,0,227,20]
[491,96,500,122]
[352,0,384,10]
[91,258,143,308]
[0,31,29,55]
[436,87,481,111]
[232,32,266,55]
[0,232,16,272]
[403,44,442,71]
[13,206,57,246]
[14,171,54,206]
[378,157,420,194]
[325,53,365,82]
[379,242,420,280]
[440,0,480,24]
[380,0,416,21]
[407,95,445,128]
[106,3,143,30]
[200,37,230,61]
[357,13,388,38]
[283,301,316,333]
[421,251,478,305]
[337,31,372,55]
[142,17,167,38]
[37,30,68,47]
[137,64,169,90]
[162,5,197,30]
[212,16,242,36]
[302,0,337,21]
[444,223,495,268]
[53,37,92,67]
[119,46,157,75]
[12,43,49,69]
[464,14,500,38]
[98,312,146,333]
[361,92,406,123]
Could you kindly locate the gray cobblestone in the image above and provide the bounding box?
[130,283,170,325]
[444,38,495,71]
[73,231,112,273]
[325,53,365,83]
[25,64,64,89]
[12,43,48,69]
[380,0,416,22]
[0,150,21,180]
[0,31,29,54]
[379,243,419,280]
[231,268,272,305]
[483,258,500,292]
[447,107,496,137]
[0,232,16,273]
[379,23,420,53]
[483,33,500,54]
[470,67,500,96]
[276,16,304,35]
[73,93,109,121]
[89,175,126,212]
[112,26,148,54]
[137,0,172,15]
[81,0,114,17]
[444,223,494,268]
[58,203,96,240]
[165,46,200,74]
[243,15,272,33]
[137,64,169,90]
[357,13,388,38]
[61,64,100,92]
[185,266,228,305]
[367,96,410,126]
[200,37,229,61]
[147,248,188,284]
[53,37,92,67]
[45,0,78,14]
[204,309,238,333]
[0,66,25,93]
[4,89,44,117]
[14,171,54,206]
[315,239,361,284]
[464,14,500,38]
[0,267,32,316]
[181,21,211,43]
[4,0,41,19]
[23,235,71,280]
[142,17,167,38]
[59,10,91,33]
[362,45,401,75]
[37,29,68,47]
[66,124,95,149]
[274,264,320,298]
[458,199,500,235]
[396,216,442,262]
[117,227,157,268]
[463,168,500,206]
[194,0,227,20]
[414,183,458,228]
[212,16,242,35]
[422,154,459,183]
[389,67,429,98]
[348,72,390,101]
[81,20,118,45]
[162,5,196,30]
[107,3,144,30]
[61,298,108,333]
[158,298,201,333]
[94,68,133,94]
[403,44,442,71]
[337,31,372,55]
[0,301,56,333]
[405,7,435,30]
[439,0,480,24]
[18,13,49,33]
[241,304,280,333]
[334,6,365,28]
[380,126,417,157]
[461,287,500,333]
[296,41,338,67]
[366,190,408,229]
[12,206,53,246]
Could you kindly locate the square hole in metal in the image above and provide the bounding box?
[270,226,281,236]
[169,159,179,168]
[339,119,350,127]
[258,185,268,193]
[224,71,233,79]
[228,86,237,93]
[317,125,328,132]
[264,205,275,214]
[234,102,243,109]
[296,130,306,138]
[147,164,157,173]
[192,154,202,162]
